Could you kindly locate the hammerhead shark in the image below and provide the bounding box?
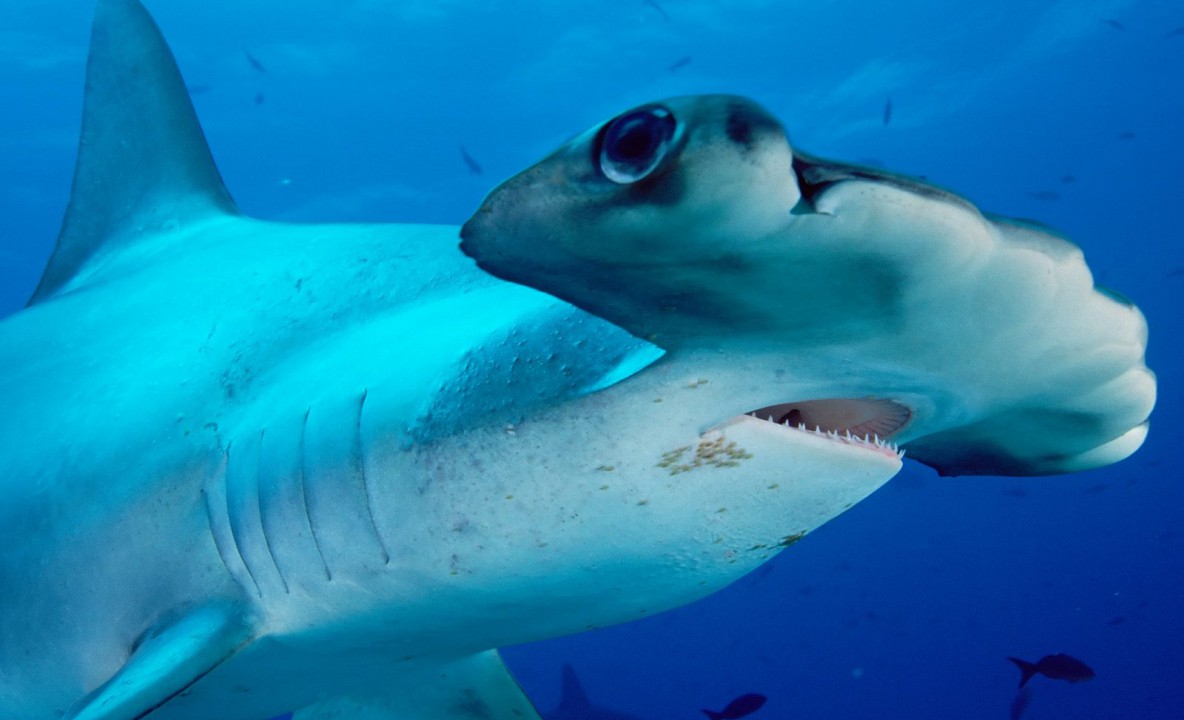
[0,1,1153,719]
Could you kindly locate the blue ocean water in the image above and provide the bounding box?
[1,0,1180,718]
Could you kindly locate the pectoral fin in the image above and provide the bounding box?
[64,604,255,720]
[294,650,541,720]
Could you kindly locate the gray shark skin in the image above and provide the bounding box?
[1,2,908,719]
[461,97,1155,477]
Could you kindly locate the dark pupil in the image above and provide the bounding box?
[608,115,660,162]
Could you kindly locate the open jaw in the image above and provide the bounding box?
[726,397,912,459]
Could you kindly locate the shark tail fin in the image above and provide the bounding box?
[1008,656,1039,688]
[555,663,592,713]
[30,0,238,305]
[293,651,542,720]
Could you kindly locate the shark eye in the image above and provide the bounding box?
[598,106,677,184]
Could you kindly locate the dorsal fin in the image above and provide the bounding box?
[30,0,238,305]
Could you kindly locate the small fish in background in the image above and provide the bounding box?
[643,0,670,21]
[702,693,767,720]
[1061,174,1076,184]
[245,50,267,73]
[459,145,483,175]
[186,83,212,95]
[1009,686,1033,720]
[668,56,692,73]
[1028,190,1060,201]
[1166,26,1184,38]
[254,92,265,105]
[882,97,893,126]
[1008,653,1096,687]
[1106,615,1128,626]
[1119,130,1137,139]
[1102,19,1125,31]
[1166,266,1184,279]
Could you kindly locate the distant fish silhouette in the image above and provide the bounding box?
[1102,19,1125,31]
[702,693,767,720]
[1008,653,1096,687]
[245,50,267,73]
[882,97,893,126]
[460,145,483,175]
[668,56,692,72]
[547,664,646,720]
[1119,131,1137,139]
[1008,686,1033,720]
[186,84,212,95]
[1028,190,1060,201]
[1106,614,1128,626]
[643,0,670,21]
[1166,26,1184,38]
[1061,174,1076,184]
[1166,266,1184,279]
[254,92,265,105]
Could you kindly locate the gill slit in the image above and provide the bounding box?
[256,429,290,595]
[357,389,391,565]
[203,463,236,580]
[299,407,333,581]
[224,442,263,598]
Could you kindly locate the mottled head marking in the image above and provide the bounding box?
[724,100,780,151]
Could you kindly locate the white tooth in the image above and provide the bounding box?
[798,423,806,430]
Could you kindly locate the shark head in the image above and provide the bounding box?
[461,95,1155,477]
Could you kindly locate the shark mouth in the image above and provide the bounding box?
[744,397,911,457]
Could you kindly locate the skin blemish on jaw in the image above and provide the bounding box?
[657,436,753,475]
[779,531,807,548]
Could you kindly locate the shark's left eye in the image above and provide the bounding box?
[598,106,676,184]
